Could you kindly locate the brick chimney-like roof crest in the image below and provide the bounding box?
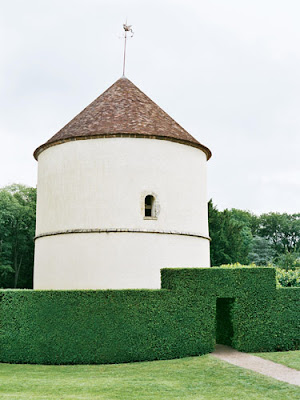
[34,77,211,160]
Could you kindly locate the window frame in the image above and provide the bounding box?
[143,194,157,220]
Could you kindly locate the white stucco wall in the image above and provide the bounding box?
[34,137,210,289]
[34,232,210,289]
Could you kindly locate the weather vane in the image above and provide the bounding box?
[122,21,134,76]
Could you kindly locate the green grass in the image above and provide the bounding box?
[253,350,300,370]
[0,355,299,399]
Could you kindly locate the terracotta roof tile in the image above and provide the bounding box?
[34,77,211,160]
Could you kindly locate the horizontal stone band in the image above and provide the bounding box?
[34,228,211,241]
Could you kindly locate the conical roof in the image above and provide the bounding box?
[34,77,211,160]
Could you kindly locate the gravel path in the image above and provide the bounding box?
[211,344,300,386]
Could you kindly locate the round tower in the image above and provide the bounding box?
[33,77,212,289]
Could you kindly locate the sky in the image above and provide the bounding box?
[0,0,299,214]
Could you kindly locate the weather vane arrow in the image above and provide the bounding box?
[122,22,134,76]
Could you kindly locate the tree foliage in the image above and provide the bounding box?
[209,201,300,269]
[248,236,275,266]
[208,201,252,266]
[0,184,36,288]
[258,212,300,256]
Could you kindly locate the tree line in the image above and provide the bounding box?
[209,200,300,269]
[0,185,299,289]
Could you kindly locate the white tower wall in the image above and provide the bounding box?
[34,137,210,289]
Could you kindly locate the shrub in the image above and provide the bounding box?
[276,252,300,270]
[276,268,300,288]
[218,262,259,268]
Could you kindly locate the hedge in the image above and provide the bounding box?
[0,289,214,364]
[0,267,299,364]
[162,267,299,352]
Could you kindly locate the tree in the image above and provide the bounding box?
[248,236,275,266]
[258,212,300,257]
[0,184,36,288]
[230,208,259,235]
[229,210,254,263]
[208,201,251,266]
[209,205,300,269]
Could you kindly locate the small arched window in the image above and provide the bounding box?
[145,195,155,218]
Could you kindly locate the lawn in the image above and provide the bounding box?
[253,350,300,371]
[0,354,299,400]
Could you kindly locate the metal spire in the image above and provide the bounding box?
[122,22,134,76]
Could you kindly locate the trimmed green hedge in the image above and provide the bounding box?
[0,289,214,364]
[0,268,299,364]
[162,267,299,352]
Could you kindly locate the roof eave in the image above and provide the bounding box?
[33,134,212,161]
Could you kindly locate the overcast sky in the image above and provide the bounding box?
[1,0,299,214]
